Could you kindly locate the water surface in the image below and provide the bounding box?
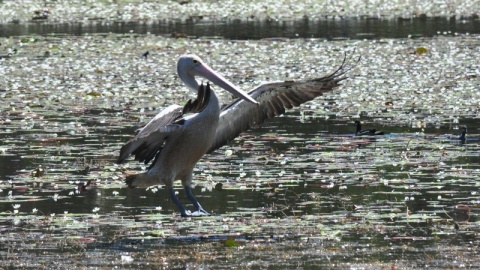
[0,20,479,269]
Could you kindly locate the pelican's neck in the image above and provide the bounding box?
[205,88,220,114]
[181,74,199,92]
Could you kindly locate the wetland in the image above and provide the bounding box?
[0,2,480,269]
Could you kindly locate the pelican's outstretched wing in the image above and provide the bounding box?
[207,55,354,153]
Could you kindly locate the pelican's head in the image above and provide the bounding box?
[177,54,258,104]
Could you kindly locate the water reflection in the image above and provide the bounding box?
[1,17,480,39]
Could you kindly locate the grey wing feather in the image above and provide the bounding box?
[207,62,349,153]
[117,104,184,164]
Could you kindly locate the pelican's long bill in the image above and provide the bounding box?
[181,55,259,105]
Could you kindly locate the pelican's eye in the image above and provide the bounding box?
[193,59,199,64]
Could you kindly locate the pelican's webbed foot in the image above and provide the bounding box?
[169,187,211,217]
[189,209,210,216]
[185,186,210,216]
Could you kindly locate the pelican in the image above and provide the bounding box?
[354,121,384,136]
[117,54,351,217]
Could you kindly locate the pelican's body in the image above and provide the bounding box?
[152,86,219,186]
[118,54,351,216]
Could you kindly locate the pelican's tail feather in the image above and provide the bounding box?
[125,173,160,188]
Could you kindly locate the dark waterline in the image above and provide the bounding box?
[1,17,479,39]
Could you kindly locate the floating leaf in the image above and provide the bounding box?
[20,37,36,43]
[86,91,101,97]
[224,237,240,247]
[415,47,428,54]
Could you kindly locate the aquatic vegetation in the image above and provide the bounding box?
[0,33,479,268]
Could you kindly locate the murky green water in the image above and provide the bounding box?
[0,20,479,269]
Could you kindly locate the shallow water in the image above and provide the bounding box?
[0,21,480,269]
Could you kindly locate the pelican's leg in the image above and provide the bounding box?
[185,186,210,215]
[169,187,189,217]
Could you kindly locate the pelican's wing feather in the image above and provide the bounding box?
[207,61,350,153]
[117,104,184,164]
[117,83,213,165]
